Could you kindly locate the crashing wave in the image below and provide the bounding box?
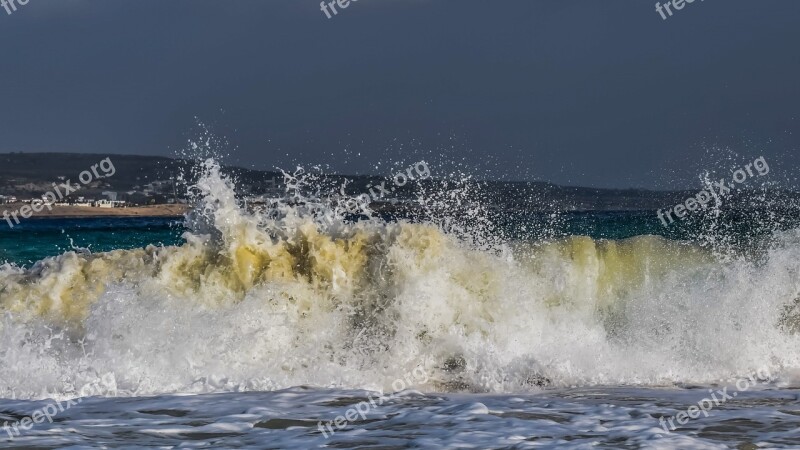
[1,159,800,400]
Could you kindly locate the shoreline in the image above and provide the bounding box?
[1,203,191,220]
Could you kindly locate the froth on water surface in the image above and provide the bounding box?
[0,158,799,403]
[1,387,799,448]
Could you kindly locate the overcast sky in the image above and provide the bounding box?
[1,0,798,189]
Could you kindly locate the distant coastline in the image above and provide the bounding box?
[0,203,190,220]
[1,153,798,214]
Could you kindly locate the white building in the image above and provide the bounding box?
[95,199,126,208]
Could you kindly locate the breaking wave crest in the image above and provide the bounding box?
[2,159,800,400]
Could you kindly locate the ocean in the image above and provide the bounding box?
[1,160,800,449]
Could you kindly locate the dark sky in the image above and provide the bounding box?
[1,0,798,189]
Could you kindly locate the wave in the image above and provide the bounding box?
[1,159,800,400]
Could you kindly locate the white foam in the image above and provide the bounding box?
[1,159,800,401]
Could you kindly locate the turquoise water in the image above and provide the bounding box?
[0,212,674,266]
[0,217,186,266]
[2,209,798,266]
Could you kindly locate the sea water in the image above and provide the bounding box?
[1,159,799,448]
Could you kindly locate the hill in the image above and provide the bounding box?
[0,153,796,213]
